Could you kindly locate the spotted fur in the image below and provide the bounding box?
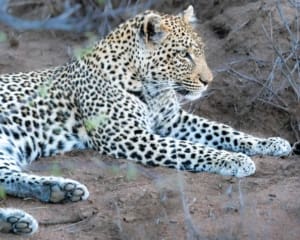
[0,6,291,235]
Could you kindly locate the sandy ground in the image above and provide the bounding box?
[0,1,299,239]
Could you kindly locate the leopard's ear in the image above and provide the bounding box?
[180,5,197,24]
[140,13,167,45]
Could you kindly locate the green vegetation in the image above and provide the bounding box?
[74,45,94,60]
[84,114,107,132]
[96,0,105,5]
[50,162,63,176]
[0,186,6,199]
[0,31,7,42]
[74,32,97,59]
[126,162,138,181]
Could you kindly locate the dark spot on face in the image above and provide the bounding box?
[184,148,191,153]
[212,126,219,130]
[183,115,189,123]
[206,135,213,141]
[195,133,201,139]
[222,130,229,135]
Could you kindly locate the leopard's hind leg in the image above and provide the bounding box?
[0,135,89,235]
[0,136,89,202]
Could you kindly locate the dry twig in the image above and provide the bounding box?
[0,0,159,35]
[0,0,91,31]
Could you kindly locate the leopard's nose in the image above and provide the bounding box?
[198,57,213,86]
[199,78,208,86]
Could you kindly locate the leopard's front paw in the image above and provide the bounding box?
[259,137,292,157]
[219,153,256,178]
[0,209,38,235]
[41,177,89,203]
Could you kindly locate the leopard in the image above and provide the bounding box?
[0,6,292,235]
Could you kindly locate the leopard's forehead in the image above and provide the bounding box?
[142,10,205,54]
[165,17,203,48]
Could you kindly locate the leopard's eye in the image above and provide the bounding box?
[178,50,193,63]
[184,52,193,62]
[178,50,186,57]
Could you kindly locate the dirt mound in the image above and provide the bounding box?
[0,1,299,239]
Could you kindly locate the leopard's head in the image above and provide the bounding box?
[137,6,213,100]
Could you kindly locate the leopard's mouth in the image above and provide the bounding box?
[176,88,190,96]
[174,84,208,101]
